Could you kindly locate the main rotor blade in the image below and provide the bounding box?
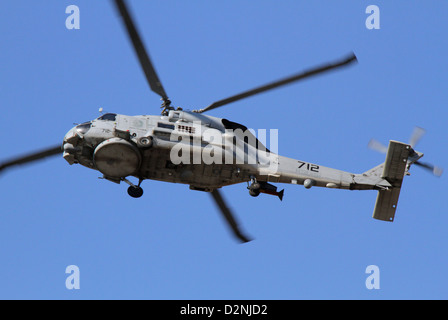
[194,53,357,113]
[114,0,169,102]
[210,189,251,243]
[0,145,62,174]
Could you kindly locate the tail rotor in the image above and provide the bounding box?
[368,127,443,177]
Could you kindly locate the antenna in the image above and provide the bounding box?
[99,107,104,114]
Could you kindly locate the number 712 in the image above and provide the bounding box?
[298,161,319,173]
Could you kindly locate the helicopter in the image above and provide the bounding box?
[0,0,442,243]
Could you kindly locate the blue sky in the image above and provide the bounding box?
[0,1,447,299]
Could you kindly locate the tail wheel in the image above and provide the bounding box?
[128,186,144,198]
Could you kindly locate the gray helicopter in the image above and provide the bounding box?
[0,0,442,243]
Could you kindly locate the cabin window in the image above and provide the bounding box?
[157,122,175,130]
[97,113,117,121]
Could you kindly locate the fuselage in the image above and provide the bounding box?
[63,110,387,193]
[63,111,269,190]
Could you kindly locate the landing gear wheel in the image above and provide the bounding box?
[251,182,260,190]
[127,186,144,198]
[248,183,261,197]
[137,136,153,149]
[248,178,261,197]
[249,188,260,197]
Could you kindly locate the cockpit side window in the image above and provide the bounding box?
[97,113,117,121]
[222,118,270,152]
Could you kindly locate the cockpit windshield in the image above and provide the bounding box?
[76,122,92,135]
[97,113,117,121]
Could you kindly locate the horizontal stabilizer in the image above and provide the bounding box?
[372,141,410,222]
[373,188,401,221]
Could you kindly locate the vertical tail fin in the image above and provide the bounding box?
[372,140,411,222]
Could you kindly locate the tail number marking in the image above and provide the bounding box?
[298,161,320,173]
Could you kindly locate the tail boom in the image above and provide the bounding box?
[253,140,412,222]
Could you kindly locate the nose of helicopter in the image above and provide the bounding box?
[62,126,80,165]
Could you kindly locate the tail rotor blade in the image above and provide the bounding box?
[409,126,426,148]
[414,161,443,177]
[368,139,388,154]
